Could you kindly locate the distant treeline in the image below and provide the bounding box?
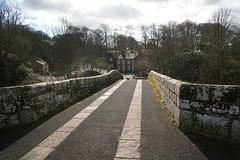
[0,0,239,86]
[137,8,240,85]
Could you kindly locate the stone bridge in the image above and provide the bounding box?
[0,70,239,159]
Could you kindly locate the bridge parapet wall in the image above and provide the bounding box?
[0,70,122,131]
[149,70,240,143]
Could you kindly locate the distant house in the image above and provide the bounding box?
[107,51,138,72]
[35,58,49,73]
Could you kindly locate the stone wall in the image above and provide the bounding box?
[149,70,240,143]
[0,70,122,131]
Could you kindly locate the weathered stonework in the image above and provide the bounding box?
[0,70,122,131]
[149,70,240,143]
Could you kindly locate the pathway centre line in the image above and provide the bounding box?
[115,80,142,160]
[20,80,126,160]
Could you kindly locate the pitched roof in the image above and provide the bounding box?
[109,53,138,60]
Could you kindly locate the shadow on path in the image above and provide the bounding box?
[186,132,240,160]
[0,120,43,151]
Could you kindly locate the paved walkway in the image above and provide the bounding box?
[123,73,134,80]
[0,80,207,160]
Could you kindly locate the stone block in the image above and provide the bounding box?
[212,86,224,101]
[172,92,177,105]
[0,114,7,125]
[179,110,193,131]
[39,131,70,147]
[175,82,182,96]
[167,79,177,92]
[190,101,201,109]
[169,91,174,101]
[9,114,20,125]
[176,96,180,107]
[19,110,38,124]
[2,104,17,113]
[196,85,210,101]
[20,146,54,160]
[231,120,240,141]
[193,113,230,138]
[179,84,193,100]
[121,128,141,140]
[115,140,140,159]
[228,105,239,116]
[220,86,239,104]
[124,118,141,128]
[179,100,190,110]
[173,106,180,126]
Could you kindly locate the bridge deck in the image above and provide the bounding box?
[0,80,207,159]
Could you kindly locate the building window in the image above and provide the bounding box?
[111,64,114,69]
[128,65,131,71]
[128,59,131,64]
[110,57,112,61]
[123,59,125,64]
[118,65,121,70]
[118,59,120,64]
[122,65,125,72]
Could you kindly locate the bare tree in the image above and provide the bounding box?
[141,25,148,52]
[99,24,110,52]
[52,18,82,78]
[125,24,135,37]
[0,0,25,86]
[209,7,234,54]
[177,20,199,52]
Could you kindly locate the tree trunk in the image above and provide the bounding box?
[1,54,10,86]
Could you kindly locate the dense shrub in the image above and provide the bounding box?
[169,51,240,85]
[0,54,31,87]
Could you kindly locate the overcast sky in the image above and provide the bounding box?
[18,0,240,39]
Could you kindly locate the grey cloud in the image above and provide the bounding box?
[23,0,72,12]
[97,4,143,20]
[203,0,221,5]
[232,7,240,22]
[137,0,169,2]
[71,14,101,29]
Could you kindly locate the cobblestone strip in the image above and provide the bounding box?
[20,80,126,160]
[115,80,142,160]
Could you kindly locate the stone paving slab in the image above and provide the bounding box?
[131,101,141,105]
[81,108,95,113]
[73,112,90,119]
[114,158,139,160]
[128,109,141,113]
[127,112,141,119]
[57,125,75,133]
[99,95,109,99]
[124,118,141,128]
[20,147,54,160]
[39,132,70,148]
[115,140,141,159]
[90,99,105,106]
[115,80,142,159]
[121,128,141,140]
[64,119,85,128]
[88,105,99,109]
[129,104,141,110]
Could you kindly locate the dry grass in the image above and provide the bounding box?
[148,75,177,126]
[148,75,165,105]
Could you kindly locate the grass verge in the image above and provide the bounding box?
[148,75,177,126]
